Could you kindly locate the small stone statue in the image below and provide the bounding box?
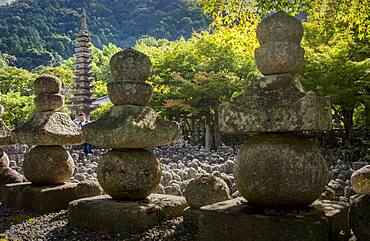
[13,75,81,184]
[68,49,186,234]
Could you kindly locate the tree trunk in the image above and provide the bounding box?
[213,104,222,150]
[205,123,212,151]
[342,108,354,146]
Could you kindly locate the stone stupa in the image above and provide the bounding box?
[70,11,97,119]
[198,12,350,241]
[2,75,83,212]
[68,48,187,234]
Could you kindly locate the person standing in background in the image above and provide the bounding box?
[73,113,93,155]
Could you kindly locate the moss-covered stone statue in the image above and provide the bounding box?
[198,12,349,241]
[68,48,186,235]
[2,75,83,212]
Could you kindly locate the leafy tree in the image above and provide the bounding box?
[0,0,208,69]
[199,0,370,137]
[91,101,113,120]
[299,0,370,141]
[1,92,35,128]
[136,31,258,149]
[0,66,36,96]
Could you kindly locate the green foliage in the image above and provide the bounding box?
[136,31,258,121]
[0,66,37,95]
[91,44,122,83]
[94,80,108,98]
[0,0,208,70]
[300,0,370,128]
[37,65,74,90]
[91,101,113,120]
[1,92,35,128]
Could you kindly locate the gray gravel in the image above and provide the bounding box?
[0,203,197,241]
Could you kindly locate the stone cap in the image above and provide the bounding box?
[219,74,332,133]
[82,105,180,148]
[13,111,82,145]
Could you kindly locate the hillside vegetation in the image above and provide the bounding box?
[0,0,208,69]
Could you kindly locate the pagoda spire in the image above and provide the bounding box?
[80,10,87,30]
[70,11,97,120]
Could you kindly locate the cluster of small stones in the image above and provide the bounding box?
[13,75,81,185]
[4,139,368,204]
[0,93,24,190]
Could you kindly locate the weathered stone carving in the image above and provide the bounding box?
[2,75,82,212]
[13,75,81,184]
[199,11,337,241]
[68,48,186,234]
[220,12,331,207]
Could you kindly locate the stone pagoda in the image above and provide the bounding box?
[198,12,348,241]
[68,48,187,234]
[70,11,96,119]
[2,75,83,213]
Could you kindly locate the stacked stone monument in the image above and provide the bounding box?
[198,12,348,241]
[68,48,187,234]
[1,75,82,212]
[0,93,24,190]
[70,11,96,119]
[349,165,370,241]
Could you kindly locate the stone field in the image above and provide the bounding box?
[0,140,369,240]
[0,11,369,241]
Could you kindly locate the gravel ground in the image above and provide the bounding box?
[0,203,197,241]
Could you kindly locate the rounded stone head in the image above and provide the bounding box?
[34,75,62,95]
[257,11,303,45]
[254,11,305,75]
[109,48,152,82]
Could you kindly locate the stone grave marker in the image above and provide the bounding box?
[68,48,187,234]
[1,75,83,212]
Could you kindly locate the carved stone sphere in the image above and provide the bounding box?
[234,134,329,207]
[34,94,64,111]
[97,149,161,200]
[23,145,74,184]
[184,174,230,208]
[108,81,152,106]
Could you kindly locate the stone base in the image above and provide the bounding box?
[1,182,78,213]
[199,198,339,241]
[349,194,370,241]
[68,194,187,234]
[312,199,350,241]
[183,207,202,231]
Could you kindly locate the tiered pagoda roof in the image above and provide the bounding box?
[70,11,97,119]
